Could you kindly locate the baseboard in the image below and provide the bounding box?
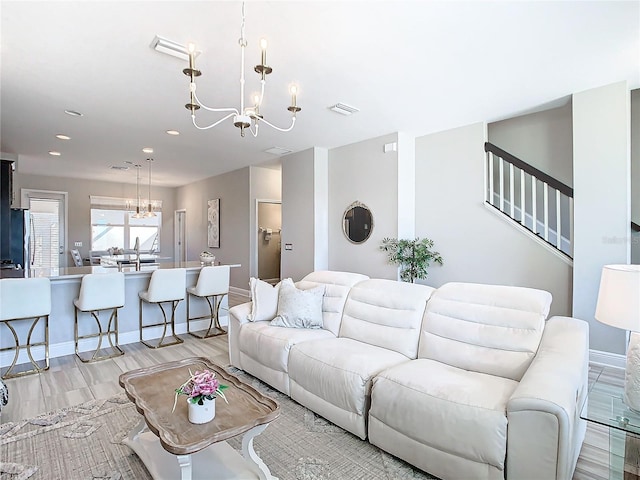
[0,315,229,368]
[589,349,625,369]
[230,286,250,297]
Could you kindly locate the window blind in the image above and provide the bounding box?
[89,195,163,212]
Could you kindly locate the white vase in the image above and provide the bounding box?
[187,397,215,424]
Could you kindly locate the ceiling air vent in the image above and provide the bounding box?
[110,165,130,171]
[263,146,293,155]
[329,103,359,116]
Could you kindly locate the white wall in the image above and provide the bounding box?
[415,122,573,317]
[13,172,176,266]
[631,89,640,264]
[328,133,399,279]
[488,102,573,187]
[572,81,630,354]
[175,168,250,289]
[281,148,320,281]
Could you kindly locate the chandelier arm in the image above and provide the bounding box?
[192,90,239,114]
[257,116,297,133]
[191,112,237,130]
[249,122,259,137]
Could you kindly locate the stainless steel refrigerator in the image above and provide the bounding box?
[9,208,30,270]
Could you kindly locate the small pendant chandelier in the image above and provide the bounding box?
[144,158,156,218]
[183,1,301,137]
[131,164,144,219]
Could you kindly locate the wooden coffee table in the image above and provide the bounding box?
[119,357,280,480]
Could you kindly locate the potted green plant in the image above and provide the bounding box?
[380,237,443,283]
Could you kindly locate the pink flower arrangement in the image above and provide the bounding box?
[173,369,228,412]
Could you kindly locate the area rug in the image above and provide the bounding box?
[1,368,437,480]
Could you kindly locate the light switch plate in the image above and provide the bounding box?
[284,244,293,251]
[74,241,82,247]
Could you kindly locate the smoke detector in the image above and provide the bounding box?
[328,103,359,116]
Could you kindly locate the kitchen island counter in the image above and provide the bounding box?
[0,262,240,369]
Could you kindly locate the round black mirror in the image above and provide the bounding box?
[343,201,373,244]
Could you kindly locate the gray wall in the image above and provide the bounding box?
[175,167,250,290]
[488,102,573,187]
[328,133,399,279]
[415,122,573,317]
[13,172,176,266]
[281,148,318,281]
[572,81,630,354]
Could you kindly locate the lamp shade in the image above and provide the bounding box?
[595,264,640,331]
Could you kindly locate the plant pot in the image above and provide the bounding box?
[187,397,215,424]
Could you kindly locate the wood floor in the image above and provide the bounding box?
[0,293,616,479]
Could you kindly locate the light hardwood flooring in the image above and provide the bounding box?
[0,294,618,479]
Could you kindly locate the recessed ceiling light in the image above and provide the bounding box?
[142,147,154,153]
[64,110,83,117]
[166,130,180,136]
[48,151,61,156]
[55,134,71,140]
[263,146,293,155]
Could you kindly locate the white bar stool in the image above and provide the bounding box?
[186,265,230,338]
[139,268,186,348]
[74,272,125,362]
[0,278,51,379]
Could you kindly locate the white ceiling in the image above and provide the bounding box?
[1,1,639,187]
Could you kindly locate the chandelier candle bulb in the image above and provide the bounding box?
[260,38,267,67]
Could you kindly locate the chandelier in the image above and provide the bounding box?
[183,2,301,137]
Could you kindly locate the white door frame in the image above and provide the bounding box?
[174,209,187,263]
[252,199,281,279]
[21,188,69,268]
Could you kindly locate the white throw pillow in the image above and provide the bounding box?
[270,278,325,329]
[248,277,282,321]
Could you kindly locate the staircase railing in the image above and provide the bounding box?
[484,142,573,258]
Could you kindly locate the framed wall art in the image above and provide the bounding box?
[207,198,220,248]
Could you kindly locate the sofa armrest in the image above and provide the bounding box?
[228,302,252,368]
[506,316,589,480]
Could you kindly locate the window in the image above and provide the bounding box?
[90,196,161,252]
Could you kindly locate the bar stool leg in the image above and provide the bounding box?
[186,293,227,339]
[0,316,50,379]
[75,307,124,363]
[140,299,184,349]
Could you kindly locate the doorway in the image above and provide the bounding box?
[175,209,187,263]
[21,189,67,268]
[257,201,281,283]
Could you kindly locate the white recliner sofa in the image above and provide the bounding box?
[228,271,589,480]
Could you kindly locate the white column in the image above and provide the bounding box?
[573,81,631,354]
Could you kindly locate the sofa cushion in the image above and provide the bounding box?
[296,270,370,335]
[339,279,434,358]
[238,321,335,374]
[370,358,518,471]
[248,277,282,321]
[271,279,325,328]
[419,282,551,381]
[289,337,410,418]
